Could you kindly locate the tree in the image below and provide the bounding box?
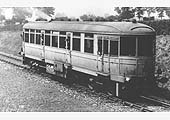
[80,14,96,21]
[95,16,105,22]
[156,7,165,20]
[12,7,32,23]
[135,7,144,21]
[0,8,5,22]
[143,7,156,18]
[105,15,119,21]
[114,7,135,20]
[36,7,55,17]
[164,7,170,18]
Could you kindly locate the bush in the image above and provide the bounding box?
[140,20,170,35]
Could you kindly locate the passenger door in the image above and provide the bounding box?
[97,35,110,75]
[41,30,45,61]
[65,32,72,65]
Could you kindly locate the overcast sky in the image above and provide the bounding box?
[1,0,170,17]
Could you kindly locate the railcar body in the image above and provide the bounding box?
[22,21,156,97]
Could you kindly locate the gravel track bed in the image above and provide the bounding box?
[0,53,169,112]
[0,60,139,112]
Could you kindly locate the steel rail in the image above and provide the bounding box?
[140,95,170,108]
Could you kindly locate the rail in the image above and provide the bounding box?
[140,95,170,108]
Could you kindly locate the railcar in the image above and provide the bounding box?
[22,21,156,97]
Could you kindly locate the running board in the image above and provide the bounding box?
[96,72,110,77]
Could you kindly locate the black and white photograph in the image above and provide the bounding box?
[0,0,170,119]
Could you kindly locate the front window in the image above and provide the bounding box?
[138,36,154,57]
[120,36,136,56]
[120,35,154,57]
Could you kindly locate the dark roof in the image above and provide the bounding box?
[23,21,155,35]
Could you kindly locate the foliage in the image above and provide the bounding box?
[135,7,144,21]
[12,7,32,24]
[141,20,170,35]
[36,7,55,17]
[0,8,5,21]
[114,7,135,20]
[156,35,170,82]
[80,14,96,21]
[156,7,165,20]
[143,7,156,18]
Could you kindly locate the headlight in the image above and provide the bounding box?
[125,77,130,82]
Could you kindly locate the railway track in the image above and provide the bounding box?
[0,52,26,68]
[0,52,169,112]
[106,95,154,112]
[140,95,170,108]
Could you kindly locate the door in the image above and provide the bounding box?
[65,32,72,65]
[97,35,110,74]
[41,31,45,61]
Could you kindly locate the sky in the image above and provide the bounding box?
[0,0,170,18]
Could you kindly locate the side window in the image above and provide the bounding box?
[45,35,50,46]
[120,36,136,56]
[85,33,93,38]
[25,33,29,43]
[73,38,80,51]
[30,29,35,43]
[52,36,58,47]
[138,36,154,57]
[98,37,102,54]
[97,36,108,55]
[36,34,41,44]
[110,41,118,56]
[30,34,34,43]
[103,40,108,55]
[45,30,51,46]
[59,36,66,48]
[84,33,94,54]
[72,32,81,51]
[36,30,41,44]
[84,39,93,53]
[66,35,71,50]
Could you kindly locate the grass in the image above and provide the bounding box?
[0,29,22,56]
